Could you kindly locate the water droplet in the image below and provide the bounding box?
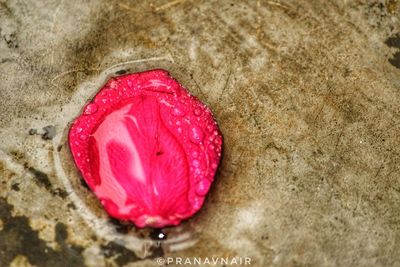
[109,80,118,89]
[211,163,218,169]
[193,108,202,116]
[172,103,186,117]
[209,144,215,150]
[194,168,202,175]
[214,137,222,146]
[192,197,202,210]
[192,150,199,158]
[172,107,185,117]
[79,134,87,141]
[150,229,167,240]
[195,179,211,196]
[180,96,188,103]
[176,120,181,126]
[189,125,204,144]
[177,127,182,134]
[192,159,200,168]
[206,124,214,133]
[83,103,98,115]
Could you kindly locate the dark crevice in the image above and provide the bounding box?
[28,167,69,199]
[385,33,400,69]
[0,197,85,267]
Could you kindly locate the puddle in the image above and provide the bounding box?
[53,56,206,256]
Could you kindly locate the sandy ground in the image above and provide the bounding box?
[1,0,400,266]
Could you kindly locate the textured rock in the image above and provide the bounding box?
[0,0,400,266]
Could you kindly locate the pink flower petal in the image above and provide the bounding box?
[69,69,222,228]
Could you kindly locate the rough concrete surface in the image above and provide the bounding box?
[1,0,400,266]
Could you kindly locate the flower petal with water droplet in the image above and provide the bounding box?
[68,69,222,228]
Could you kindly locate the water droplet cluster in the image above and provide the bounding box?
[69,69,222,228]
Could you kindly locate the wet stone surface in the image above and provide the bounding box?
[0,0,400,266]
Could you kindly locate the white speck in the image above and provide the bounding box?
[189,39,198,61]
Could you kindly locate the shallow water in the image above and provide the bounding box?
[55,59,205,254]
[1,1,400,267]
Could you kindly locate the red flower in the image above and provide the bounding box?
[69,69,222,228]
